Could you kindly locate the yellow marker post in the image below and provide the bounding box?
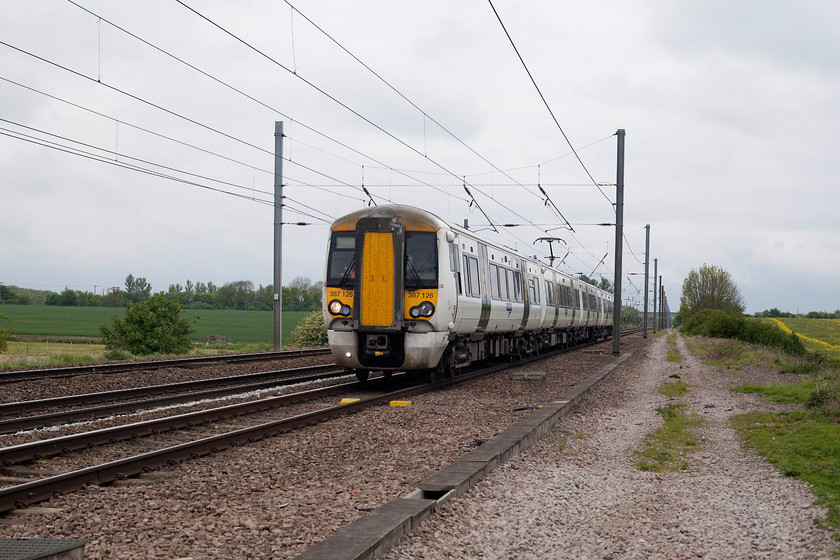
[339,398,361,405]
[389,401,411,407]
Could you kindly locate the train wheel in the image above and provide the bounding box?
[355,369,370,383]
[440,347,456,378]
[427,367,438,384]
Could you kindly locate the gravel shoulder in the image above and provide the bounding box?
[387,332,839,560]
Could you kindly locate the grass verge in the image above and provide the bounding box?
[731,411,840,533]
[659,380,689,397]
[635,402,704,472]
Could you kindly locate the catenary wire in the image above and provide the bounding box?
[486,0,613,208]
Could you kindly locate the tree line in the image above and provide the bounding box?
[753,308,840,320]
[0,274,323,312]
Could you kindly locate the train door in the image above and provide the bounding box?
[453,240,484,333]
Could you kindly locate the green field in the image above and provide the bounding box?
[0,304,310,344]
[765,317,840,359]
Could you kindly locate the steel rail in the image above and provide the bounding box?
[0,364,340,418]
[0,378,423,514]
[0,348,332,384]
[0,365,344,434]
[0,377,376,466]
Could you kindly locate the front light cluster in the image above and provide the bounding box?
[409,301,435,319]
[328,299,352,316]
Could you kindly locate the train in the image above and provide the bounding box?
[322,204,614,381]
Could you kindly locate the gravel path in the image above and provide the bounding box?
[387,332,838,559]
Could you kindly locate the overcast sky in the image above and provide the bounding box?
[1,0,838,315]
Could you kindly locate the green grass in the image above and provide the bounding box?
[732,380,816,404]
[666,349,682,362]
[683,336,783,370]
[0,304,310,343]
[731,411,840,531]
[659,380,689,397]
[635,402,704,472]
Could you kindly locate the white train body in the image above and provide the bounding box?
[323,205,613,378]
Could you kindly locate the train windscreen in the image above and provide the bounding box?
[326,232,356,288]
[405,232,438,290]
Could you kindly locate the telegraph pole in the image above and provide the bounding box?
[652,258,658,334]
[659,277,664,330]
[643,225,650,338]
[611,129,625,355]
[274,121,284,350]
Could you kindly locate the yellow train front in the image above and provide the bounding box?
[322,205,454,381]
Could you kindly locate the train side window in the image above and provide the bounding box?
[490,264,500,300]
[504,269,514,301]
[462,255,470,295]
[545,280,554,307]
[527,276,540,304]
[513,271,523,302]
[450,243,462,294]
[463,255,481,297]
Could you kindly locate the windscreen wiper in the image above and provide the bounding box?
[405,258,423,290]
[338,256,355,288]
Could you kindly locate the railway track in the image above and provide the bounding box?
[0,347,332,384]
[0,364,342,432]
[0,330,641,516]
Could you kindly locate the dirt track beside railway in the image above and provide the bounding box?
[387,332,838,559]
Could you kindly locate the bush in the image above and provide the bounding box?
[100,293,195,355]
[288,311,328,348]
[0,313,11,353]
[682,309,805,356]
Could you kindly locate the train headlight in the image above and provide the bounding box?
[329,299,351,316]
[418,301,435,317]
[409,301,435,318]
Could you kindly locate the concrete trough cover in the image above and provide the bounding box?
[510,371,546,380]
[0,538,87,560]
[296,497,436,560]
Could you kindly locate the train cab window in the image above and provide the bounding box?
[490,264,501,300]
[405,232,438,290]
[463,255,481,297]
[326,231,356,288]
